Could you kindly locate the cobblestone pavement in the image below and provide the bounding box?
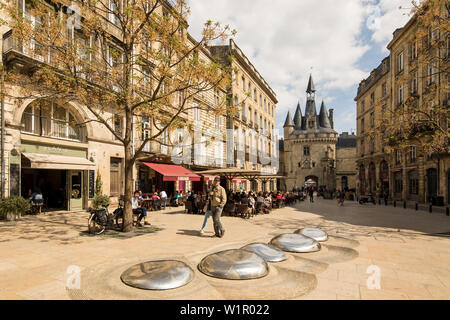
[0,199,448,300]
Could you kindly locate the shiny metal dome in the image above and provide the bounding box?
[121,260,194,290]
[241,243,288,263]
[270,233,321,253]
[295,228,328,242]
[198,249,269,280]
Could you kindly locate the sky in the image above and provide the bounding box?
[186,0,414,137]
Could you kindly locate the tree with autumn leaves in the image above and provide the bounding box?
[1,0,235,232]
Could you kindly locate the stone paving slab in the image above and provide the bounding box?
[0,199,448,300]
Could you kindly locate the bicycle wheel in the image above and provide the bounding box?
[88,215,105,235]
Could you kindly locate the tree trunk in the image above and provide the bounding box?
[122,142,134,232]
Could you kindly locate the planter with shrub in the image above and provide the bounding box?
[0,197,31,221]
[92,194,110,209]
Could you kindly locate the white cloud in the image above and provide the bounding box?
[365,0,412,49]
[186,0,412,134]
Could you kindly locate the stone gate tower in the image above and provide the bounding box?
[282,75,338,191]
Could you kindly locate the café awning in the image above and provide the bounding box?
[143,163,201,182]
[21,153,96,170]
[202,174,219,181]
[232,177,247,183]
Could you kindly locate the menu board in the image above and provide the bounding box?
[88,170,95,199]
[9,164,20,197]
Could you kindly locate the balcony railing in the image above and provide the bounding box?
[3,30,50,65]
[21,113,82,142]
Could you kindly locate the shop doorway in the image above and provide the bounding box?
[68,171,83,211]
[21,169,67,210]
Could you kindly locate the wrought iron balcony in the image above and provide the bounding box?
[21,113,82,142]
[3,30,50,68]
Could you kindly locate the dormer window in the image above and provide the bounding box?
[308,120,314,128]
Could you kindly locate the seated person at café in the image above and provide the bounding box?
[132,191,150,226]
[240,195,249,205]
[264,194,272,208]
[174,191,181,205]
[29,188,44,205]
[248,194,255,211]
[276,192,283,200]
[151,192,160,200]
[256,192,265,204]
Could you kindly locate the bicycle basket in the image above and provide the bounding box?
[95,209,108,226]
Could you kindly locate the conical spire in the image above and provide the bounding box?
[283,111,294,127]
[305,98,317,116]
[306,74,316,94]
[319,100,331,128]
[293,102,302,130]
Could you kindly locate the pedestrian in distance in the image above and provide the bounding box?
[210,177,227,238]
[159,189,168,209]
[309,188,314,203]
[199,182,213,235]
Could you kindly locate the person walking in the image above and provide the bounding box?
[159,189,168,209]
[200,182,213,235]
[210,177,227,238]
[309,188,314,203]
[337,190,345,206]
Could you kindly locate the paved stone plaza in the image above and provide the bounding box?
[0,199,449,300]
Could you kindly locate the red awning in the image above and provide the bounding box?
[232,177,247,183]
[143,163,201,182]
[202,174,219,181]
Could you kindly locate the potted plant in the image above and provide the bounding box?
[92,194,110,209]
[0,197,31,221]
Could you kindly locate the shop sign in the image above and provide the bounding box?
[21,141,87,158]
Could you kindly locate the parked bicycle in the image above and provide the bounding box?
[87,200,123,235]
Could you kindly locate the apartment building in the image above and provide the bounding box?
[355,2,449,204]
[209,39,279,192]
[0,0,228,209]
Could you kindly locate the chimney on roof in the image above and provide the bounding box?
[328,109,334,129]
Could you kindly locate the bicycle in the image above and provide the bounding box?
[87,202,123,235]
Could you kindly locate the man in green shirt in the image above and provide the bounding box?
[210,177,227,238]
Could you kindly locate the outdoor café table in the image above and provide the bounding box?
[142,198,153,210]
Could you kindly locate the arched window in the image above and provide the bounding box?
[21,100,83,141]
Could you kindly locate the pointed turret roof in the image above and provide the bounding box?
[306,74,316,93]
[304,98,317,117]
[319,100,331,128]
[283,111,294,127]
[293,102,302,129]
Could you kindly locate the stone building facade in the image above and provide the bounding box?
[335,132,357,191]
[282,75,338,191]
[355,5,450,204]
[209,39,279,192]
[0,0,231,209]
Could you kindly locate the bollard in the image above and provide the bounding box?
[447,207,449,216]
[415,203,418,211]
[378,199,381,205]
[394,201,396,208]
[403,201,407,209]
[385,199,388,206]
[429,205,432,213]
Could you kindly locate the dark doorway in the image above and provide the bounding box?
[21,169,67,210]
[427,168,438,201]
[341,176,348,190]
[448,171,450,204]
